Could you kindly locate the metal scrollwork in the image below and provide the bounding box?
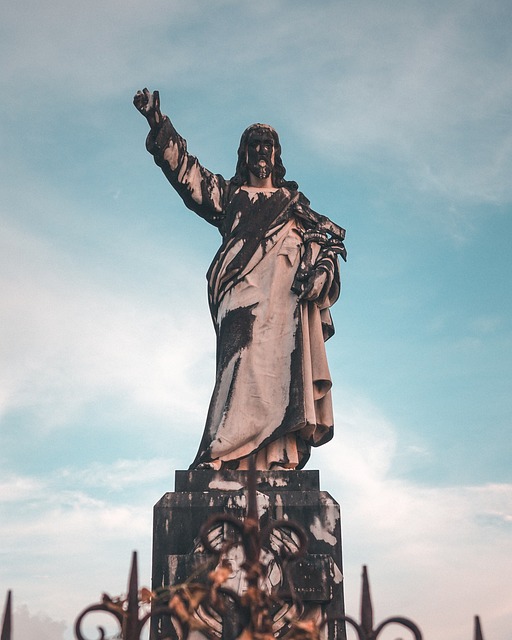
[333,566,423,640]
[74,552,191,640]
[72,464,428,640]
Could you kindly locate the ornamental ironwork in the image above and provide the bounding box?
[0,462,492,640]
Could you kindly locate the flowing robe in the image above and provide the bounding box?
[146,118,341,470]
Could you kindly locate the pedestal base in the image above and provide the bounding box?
[151,470,346,640]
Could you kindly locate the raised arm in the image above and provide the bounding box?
[133,88,228,228]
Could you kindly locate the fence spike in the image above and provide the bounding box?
[474,615,484,640]
[361,565,374,636]
[1,591,12,640]
[124,551,139,640]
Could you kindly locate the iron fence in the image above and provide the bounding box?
[1,562,488,640]
[0,464,491,640]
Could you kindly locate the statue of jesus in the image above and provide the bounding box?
[134,89,346,471]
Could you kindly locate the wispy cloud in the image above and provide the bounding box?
[0,218,214,433]
[58,457,172,492]
[317,394,512,639]
[1,0,205,99]
[470,314,503,334]
[297,4,512,208]
[2,0,510,263]
[2,399,511,639]
[1,2,510,639]
[12,605,66,640]
[0,475,45,503]
[0,463,155,637]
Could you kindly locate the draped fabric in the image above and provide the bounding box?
[146,118,340,470]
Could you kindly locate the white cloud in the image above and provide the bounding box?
[315,394,512,640]
[470,314,503,334]
[12,605,66,640]
[1,2,511,638]
[3,0,511,246]
[0,463,155,638]
[0,219,214,433]
[299,6,512,207]
[0,485,149,552]
[1,398,511,640]
[1,0,207,98]
[59,457,172,492]
[0,476,45,503]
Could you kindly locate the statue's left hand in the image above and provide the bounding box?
[133,88,163,130]
[299,268,328,302]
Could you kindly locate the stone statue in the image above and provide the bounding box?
[134,89,346,471]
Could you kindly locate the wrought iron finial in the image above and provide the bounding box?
[336,566,423,640]
[360,565,373,636]
[474,615,484,640]
[124,551,140,639]
[1,591,12,640]
[74,551,196,640]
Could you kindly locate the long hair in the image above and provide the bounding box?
[230,124,299,190]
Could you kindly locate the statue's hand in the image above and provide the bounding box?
[133,88,163,130]
[298,268,328,303]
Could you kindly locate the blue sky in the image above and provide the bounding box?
[1,0,511,638]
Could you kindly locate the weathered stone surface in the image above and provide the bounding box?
[174,469,321,492]
[151,470,346,640]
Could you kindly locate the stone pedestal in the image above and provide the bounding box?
[151,470,346,640]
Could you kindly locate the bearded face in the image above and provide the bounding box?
[245,128,275,181]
